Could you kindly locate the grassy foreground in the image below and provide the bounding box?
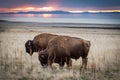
[0,25,120,80]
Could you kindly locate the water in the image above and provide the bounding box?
[0,13,120,24]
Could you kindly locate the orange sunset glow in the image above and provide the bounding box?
[0,6,120,13]
[12,6,55,12]
[0,6,55,13]
[0,0,120,14]
[42,14,53,18]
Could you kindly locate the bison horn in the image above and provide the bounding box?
[28,41,31,46]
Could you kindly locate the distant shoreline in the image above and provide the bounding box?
[0,20,120,29]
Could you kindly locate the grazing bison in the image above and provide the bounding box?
[25,33,57,56]
[39,36,91,70]
[39,50,67,68]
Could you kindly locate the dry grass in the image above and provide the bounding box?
[0,27,120,80]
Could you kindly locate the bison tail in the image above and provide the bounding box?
[83,40,91,57]
[86,40,91,47]
[88,41,91,47]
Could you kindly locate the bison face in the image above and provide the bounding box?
[39,51,48,67]
[25,40,34,56]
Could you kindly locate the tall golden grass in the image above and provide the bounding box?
[0,28,120,80]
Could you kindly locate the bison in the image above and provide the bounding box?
[39,50,67,68]
[39,36,91,70]
[25,33,57,56]
[25,33,68,67]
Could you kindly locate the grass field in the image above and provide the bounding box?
[0,24,120,80]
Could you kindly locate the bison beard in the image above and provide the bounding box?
[39,36,91,71]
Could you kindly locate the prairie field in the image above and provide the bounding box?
[0,23,120,80]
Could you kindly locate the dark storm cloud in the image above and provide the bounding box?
[0,0,120,9]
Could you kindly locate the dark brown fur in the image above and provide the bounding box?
[39,50,67,67]
[39,36,91,70]
[25,33,57,56]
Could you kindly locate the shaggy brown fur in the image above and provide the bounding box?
[39,36,91,70]
[25,33,57,56]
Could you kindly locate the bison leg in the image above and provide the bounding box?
[80,58,84,71]
[66,57,72,69]
[48,56,54,69]
[59,58,65,69]
[80,57,88,72]
[84,58,88,69]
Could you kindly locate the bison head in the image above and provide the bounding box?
[25,40,34,56]
[39,50,48,67]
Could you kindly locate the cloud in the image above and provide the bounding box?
[0,0,120,10]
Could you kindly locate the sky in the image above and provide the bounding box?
[0,0,120,13]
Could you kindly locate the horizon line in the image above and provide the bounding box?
[0,10,120,14]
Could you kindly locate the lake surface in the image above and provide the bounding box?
[0,13,120,24]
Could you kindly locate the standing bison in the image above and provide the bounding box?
[39,36,91,70]
[25,33,57,56]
